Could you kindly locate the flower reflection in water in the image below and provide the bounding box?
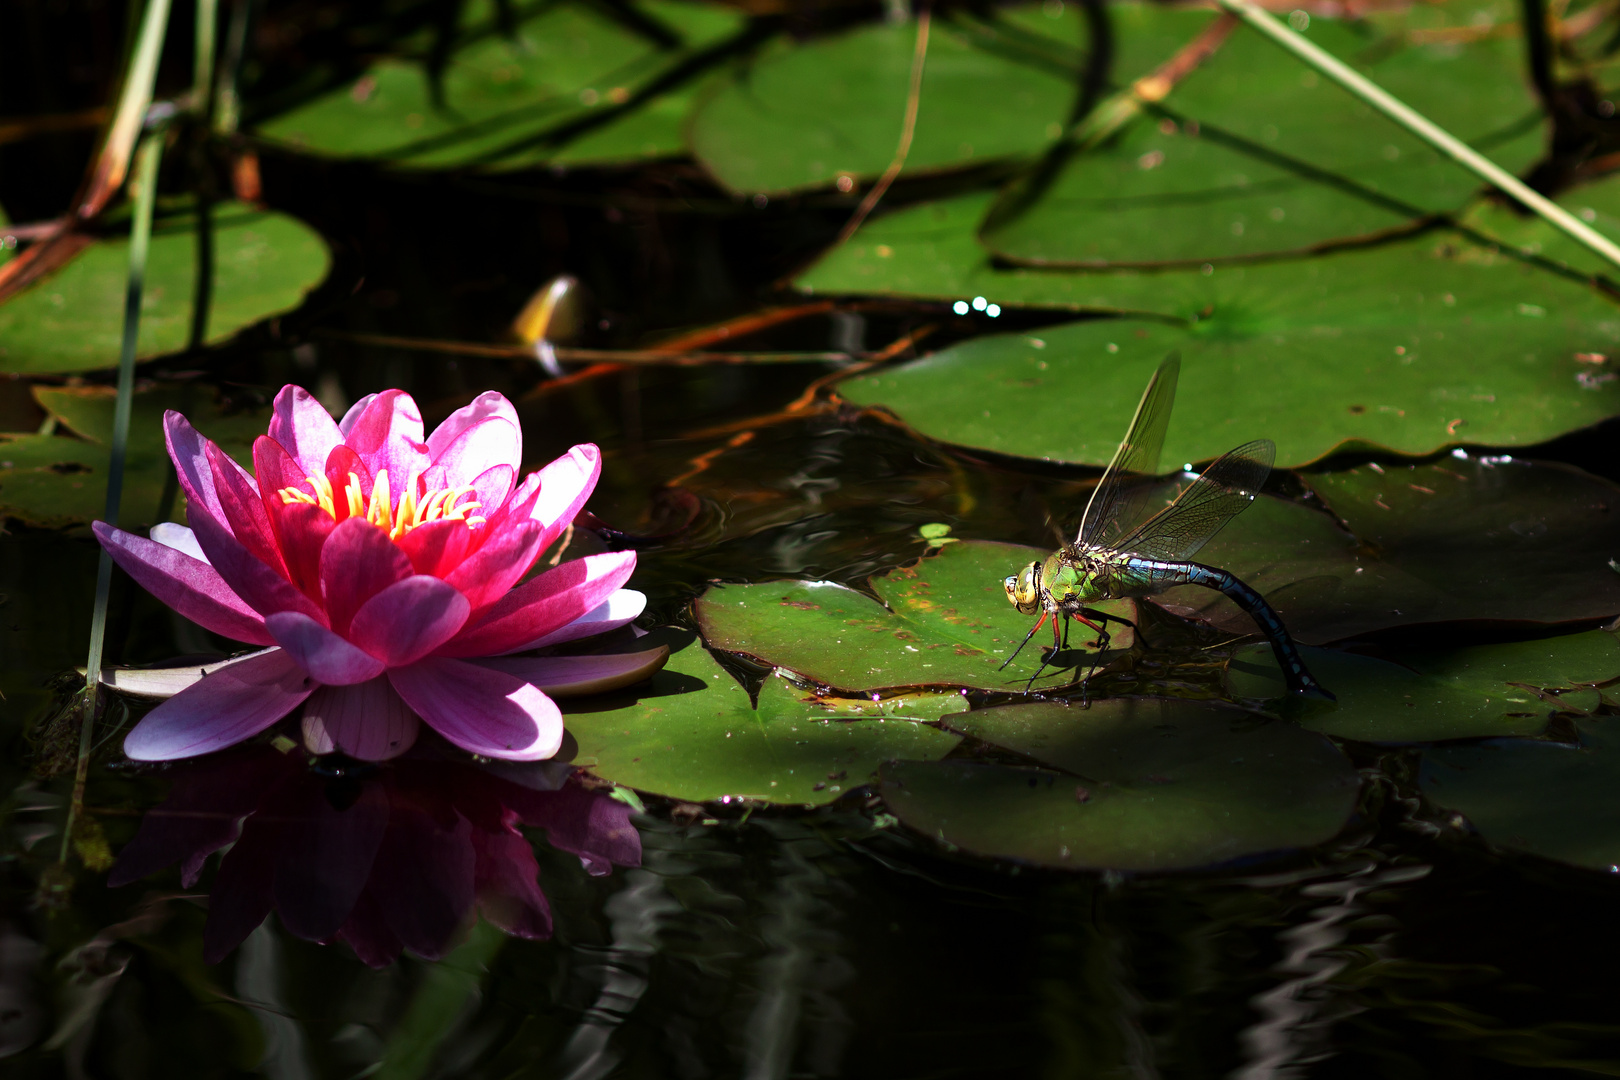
[109,744,641,966]
[94,385,659,763]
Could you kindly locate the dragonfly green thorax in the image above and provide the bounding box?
[999,355,1333,700]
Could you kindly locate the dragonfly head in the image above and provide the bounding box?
[1004,561,1043,615]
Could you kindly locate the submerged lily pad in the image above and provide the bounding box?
[829,234,1620,467]
[694,539,1135,693]
[0,385,264,528]
[1422,717,1620,871]
[1157,456,1620,644]
[981,3,1542,265]
[881,697,1359,870]
[561,629,961,805]
[689,10,1077,195]
[257,0,745,168]
[1227,628,1620,743]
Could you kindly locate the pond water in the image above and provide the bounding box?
[9,0,1620,1074]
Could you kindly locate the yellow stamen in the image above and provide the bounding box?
[276,466,487,541]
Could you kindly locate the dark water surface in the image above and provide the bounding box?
[7,27,1620,1075]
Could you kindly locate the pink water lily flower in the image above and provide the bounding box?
[95,385,656,762]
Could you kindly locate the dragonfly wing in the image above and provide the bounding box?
[1076,354,1180,547]
[1115,439,1275,562]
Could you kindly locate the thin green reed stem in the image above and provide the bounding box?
[1212,0,1620,274]
[62,136,164,867]
[194,0,218,112]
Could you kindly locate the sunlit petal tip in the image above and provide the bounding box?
[476,645,669,698]
[506,588,647,653]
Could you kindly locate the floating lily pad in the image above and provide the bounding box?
[1227,628,1620,743]
[1422,717,1620,871]
[561,629,961,805]
[0,385,264,528]
[880,697,1359,870]
[257,0,745,168]
[981,1,1543,265]
[829,231,1620,467]
[1155,455,1620,644]
[694,539,1135,693]
[0,204,330,375]
[689,10,1076,195]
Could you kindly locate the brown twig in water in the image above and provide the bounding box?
[831,4,932,248]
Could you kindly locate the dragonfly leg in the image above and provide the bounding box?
[1077,606,1143,650]
[999,611,1049,672]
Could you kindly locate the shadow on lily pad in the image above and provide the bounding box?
[880,697,1360,872]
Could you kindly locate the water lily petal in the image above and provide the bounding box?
[102,649,278,700]
[164,411,229,522]
[441,518,546,615]
[266,612,388,685]
[393,516,477,579]
[505,589,646,653]
[530,444,601,550]
[319,517,412,636]
[439,551,636,658]
[338,393,377,435]
[473,826,552,939]
[108,745,299,887]
[335,892,404,969]
[200,448,284,584]
[340,389,430,491]
[473,645,668,697]
[323,444,369,524]
[123,647,314,760]
[93,522,273,645]
[348,576,470,667]
[187,505,328,624]
[203,816,278,963]
[149,522,207,563]
[273,779,389,942]
[513,782,642,876]
[255,436,332,599]
[426,391,522,487]
[388,658,562,761]
[367,805,475,960]
[268,384,345,479]
[301,679,421,760]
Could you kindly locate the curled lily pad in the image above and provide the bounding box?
[881,697,1359,870]
[0,385,263,528]
[257,0,745,168]
[561,629,961,806]
[982,2,1542,265]
[0,204,329,375]
[694,539,1135,693]
[689,10,1075,195]
[1422,718,1620,872]
[827,234,1620,468]
[1158,456,1620,644]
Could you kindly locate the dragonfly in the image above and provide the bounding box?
[1001,354,1334,699]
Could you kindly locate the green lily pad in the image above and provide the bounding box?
[0,385,264,528]
[688,9,1077,195]
[981,1,1543,265]
[1459,170,1620,282]
[829,231,1620,467]
[1422,717,1620,871]
[694,539,1135,693]
[561,629,961,805]
[1227,628,1620,743]
[0,204,330,375]
[257,0,745,168]
[880,697,1359,870]
[1154,455,1620,644]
